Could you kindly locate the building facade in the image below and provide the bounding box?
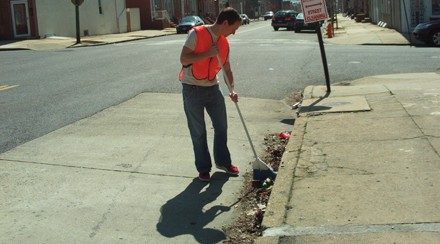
[0,0,128,40]
[338,0,439,34]
[369,0,440,34]
[0,0,38,39]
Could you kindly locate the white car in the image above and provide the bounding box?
[240,14,250,25]
[263,11,274,21]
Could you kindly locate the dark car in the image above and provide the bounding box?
[263,11,274,21]
[176,16,204,34]
[271,10,298,31]
[294,13,320,32]
[240,14,250,25]
[413,19,440,47]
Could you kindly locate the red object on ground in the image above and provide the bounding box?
[279,132,290,139]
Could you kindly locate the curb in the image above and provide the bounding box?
[68,34,172,48]
[258,116,308,231]
[360,42,411,46]
[0,48,30,51]
[0,32,176,51]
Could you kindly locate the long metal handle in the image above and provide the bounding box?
[216,55,259,160]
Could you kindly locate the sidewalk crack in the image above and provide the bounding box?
[0,158,194,179]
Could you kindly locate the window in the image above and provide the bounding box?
[433,0,440,16]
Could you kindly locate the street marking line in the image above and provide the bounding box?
[0,85,18,91]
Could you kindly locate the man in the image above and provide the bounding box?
[179,7,242,182]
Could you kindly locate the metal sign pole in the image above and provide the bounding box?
[75,4,80,44]
[300,0,331,92]
[316,23,331,92]
[71,0,84,44]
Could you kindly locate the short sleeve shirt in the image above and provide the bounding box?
[180,26,221,87]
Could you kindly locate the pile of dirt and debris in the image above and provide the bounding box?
[222,132,290,243]
[222,90,302,243]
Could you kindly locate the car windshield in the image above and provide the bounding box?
[297,13,303,19]
[181,16,196,23]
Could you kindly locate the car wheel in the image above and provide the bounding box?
[430,29,440,47]
[274,27,279,31]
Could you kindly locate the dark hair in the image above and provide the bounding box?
[216,7,241,25]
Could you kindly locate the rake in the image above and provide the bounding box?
[216,54,277,181]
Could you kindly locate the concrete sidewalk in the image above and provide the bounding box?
[258,72,440,243]
[0,28,177,51]
[324,15,412,45]
[0,93,294,243]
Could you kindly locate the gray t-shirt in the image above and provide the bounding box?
[180,26,222,87]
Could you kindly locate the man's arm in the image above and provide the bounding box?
[180,44,218,66]
[223,60,239,103]
[223,60,234,90]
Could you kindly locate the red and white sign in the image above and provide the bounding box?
[300,0,329,23]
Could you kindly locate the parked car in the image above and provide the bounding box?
[413,19,440,47]
[271,10,298,31]
[176,16,204,34]
[240,14,250,25]
[263,11,274,21]
[294,13,320,32]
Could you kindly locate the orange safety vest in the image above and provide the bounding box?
[179,26,229,81]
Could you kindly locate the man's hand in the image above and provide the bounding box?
[229,91,238,103]
[207,43,219,57]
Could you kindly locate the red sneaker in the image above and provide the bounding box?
[216,164,239,175]
[198,172,210,182]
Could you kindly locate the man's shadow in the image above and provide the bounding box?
[156,172,231,243]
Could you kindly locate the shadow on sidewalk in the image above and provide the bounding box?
[156,172,231,243]
[0,40,16,46]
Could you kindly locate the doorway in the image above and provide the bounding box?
[10,0,31,38]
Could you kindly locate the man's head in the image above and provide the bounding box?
[215,7,241,36]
